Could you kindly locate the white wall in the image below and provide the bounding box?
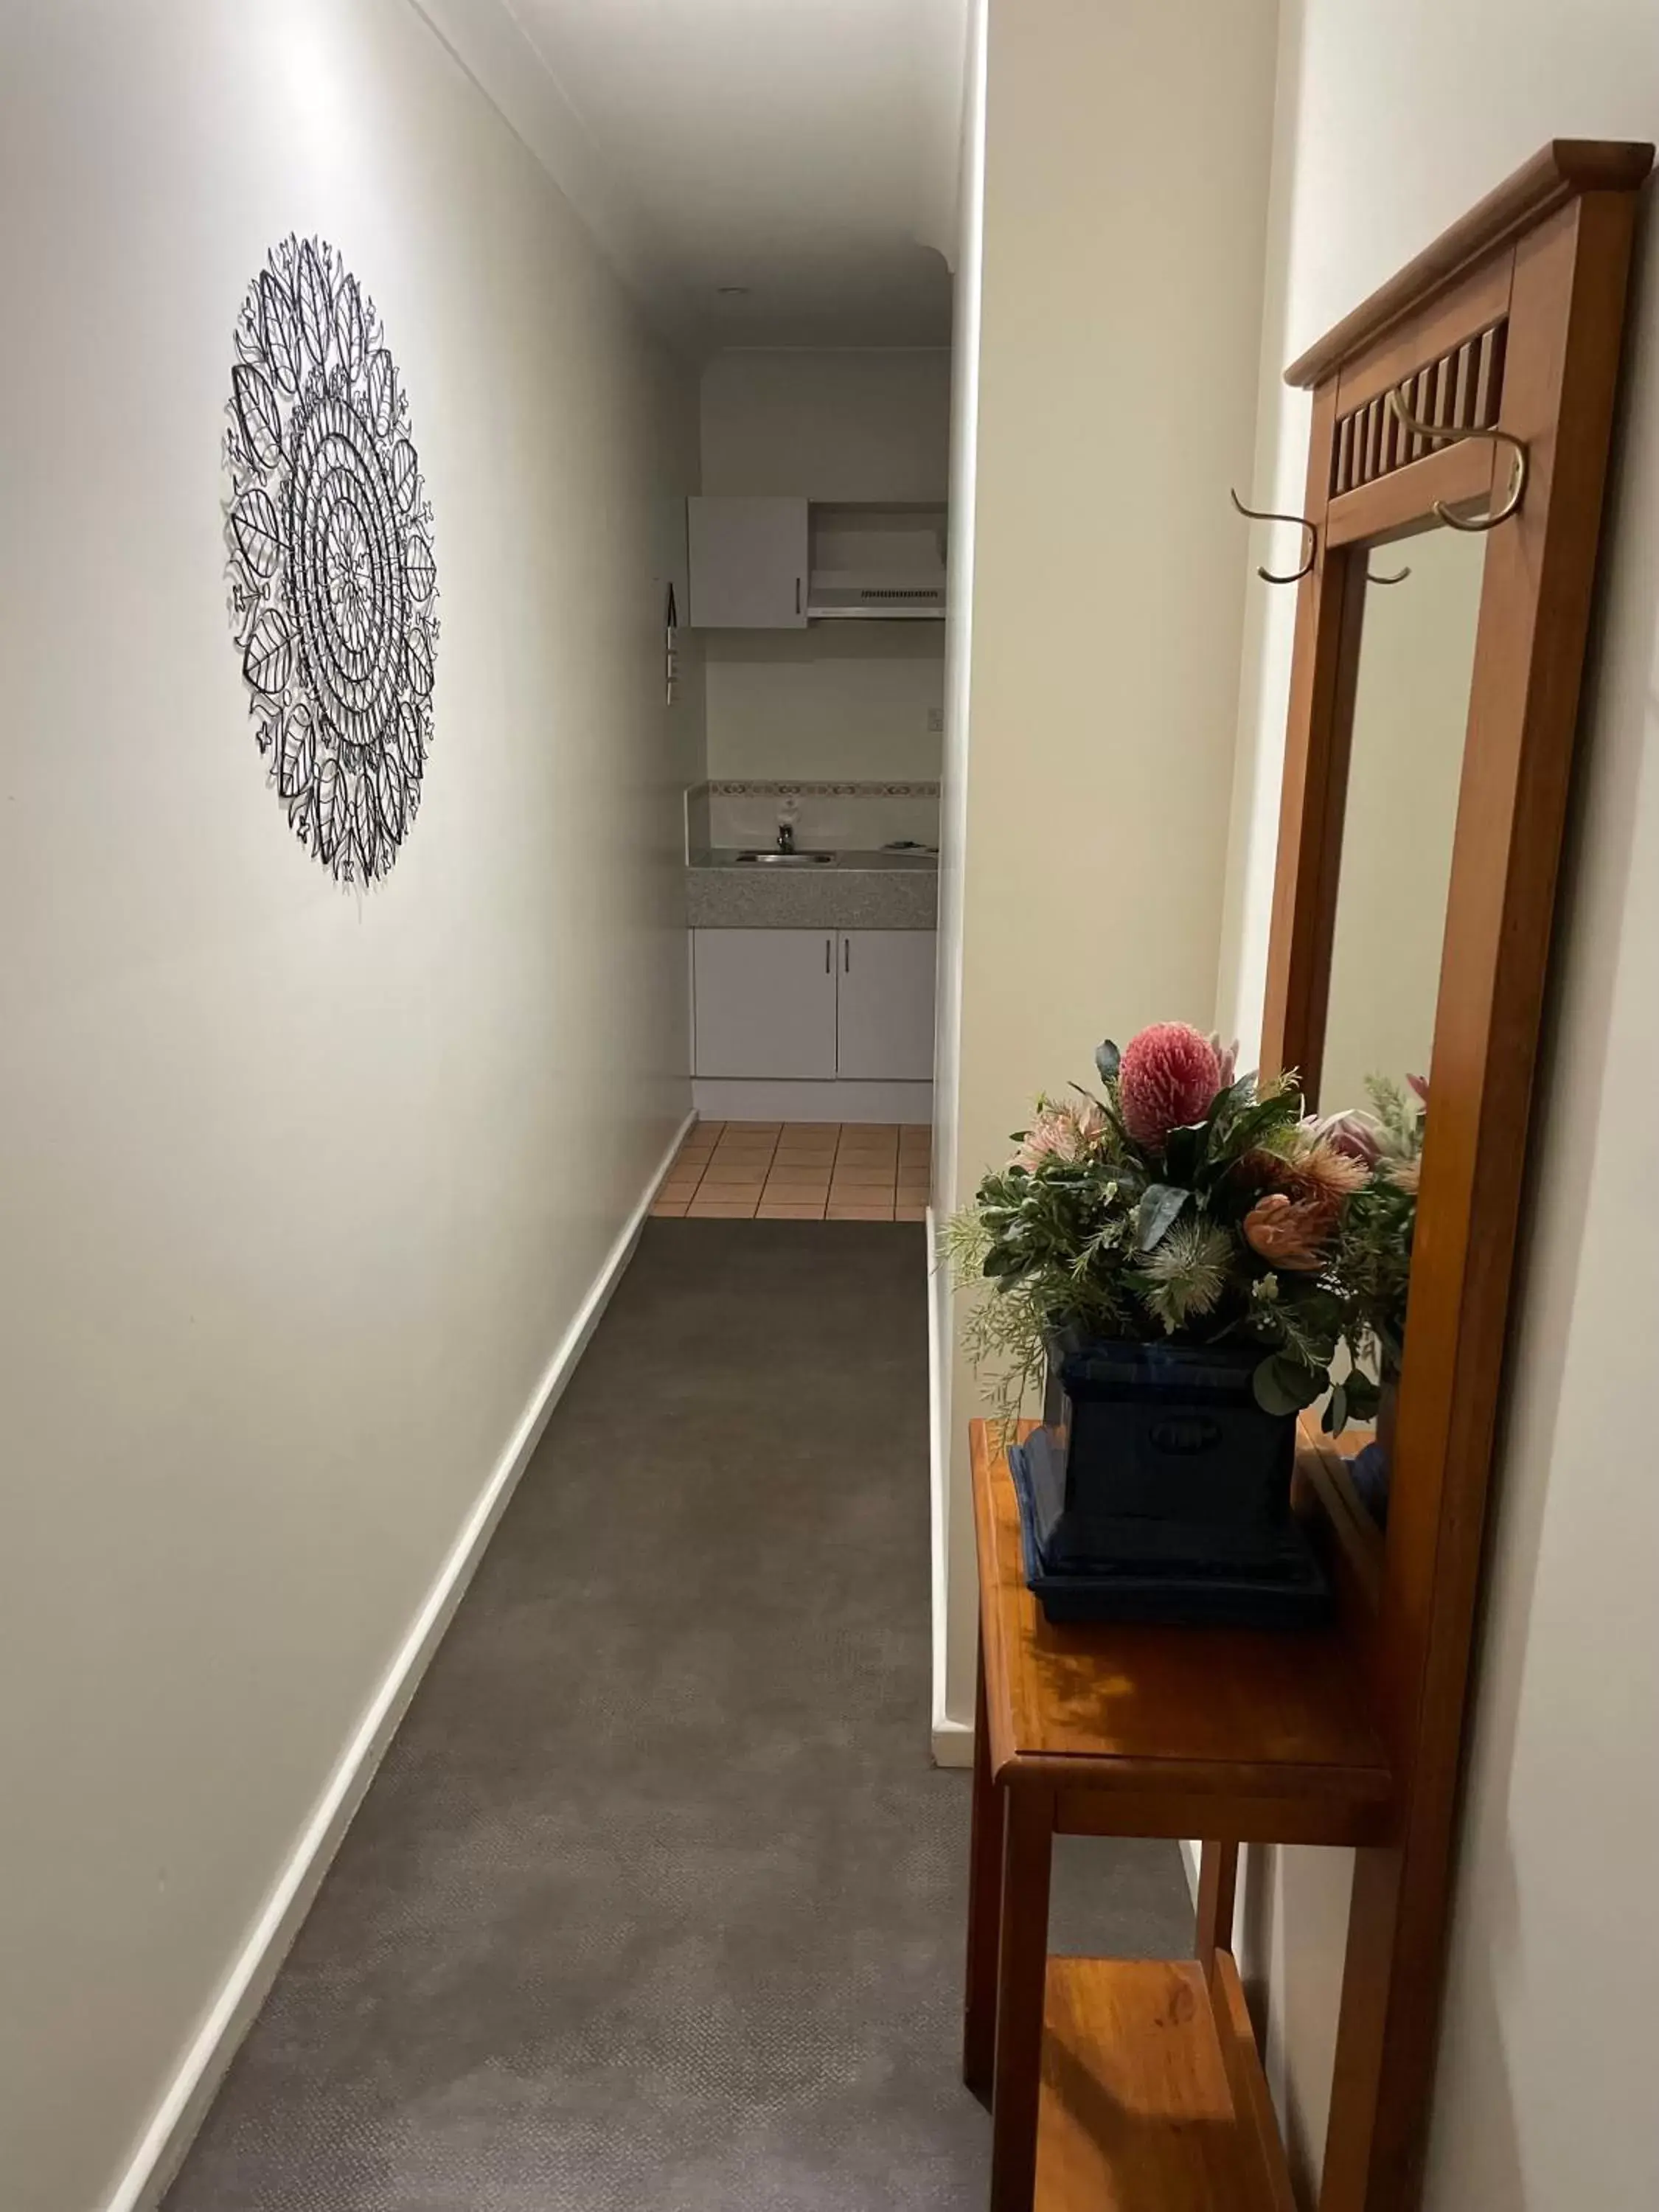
[0,6,701,2208]
[700,349,948,781]
[701,349,951,501]
[931,0,1280,1733]
[703,627,945,782]
[1216,6,1659,2204]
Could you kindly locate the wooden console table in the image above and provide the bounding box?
[963,1419,1393,2211]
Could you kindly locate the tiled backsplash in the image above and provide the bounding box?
[685,780,940,855]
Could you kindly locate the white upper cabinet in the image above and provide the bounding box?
[835,931,938,1082]
[686,496,809,629]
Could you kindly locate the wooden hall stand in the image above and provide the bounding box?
[959,142,1652,2212]
[964,1418,1386,2211]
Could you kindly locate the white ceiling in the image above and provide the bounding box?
[416,0,965,350]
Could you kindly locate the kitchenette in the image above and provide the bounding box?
[685,778,939,1124]
[678,349,948,1128]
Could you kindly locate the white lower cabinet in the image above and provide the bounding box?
[692,928,936,1082]
[835,928,938,1081]
[692,929,838,1078]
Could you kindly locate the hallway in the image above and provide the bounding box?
[161,1223,1187,2209]
[7,2,1659,2205]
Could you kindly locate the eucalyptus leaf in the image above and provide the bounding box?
[1252,1357,1301,1416]
[1253,1352,1326,1416]
[1205,1074,1254,1127]
[1161,1123,1207,1186]
[1211,1088,1301,1166]
[1136,1182,1189,1252]
[1344,1371,1382,1422]
[1322,1380,1349,1434]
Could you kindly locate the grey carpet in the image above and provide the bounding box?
[164,1222,1192,2211]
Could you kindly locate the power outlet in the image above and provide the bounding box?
[927,706,945,734]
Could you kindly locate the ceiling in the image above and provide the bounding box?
[416,0,965,350]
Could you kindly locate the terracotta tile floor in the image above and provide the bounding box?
[652,1122,933,1222]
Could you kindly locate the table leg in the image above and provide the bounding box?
[988,1783,1054,2212]
[1197,1839,1240,1967]
[963,1635,1004,2104]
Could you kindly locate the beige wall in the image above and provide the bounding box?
[700,349,947,781]
[931,0,1280,1729]
[0,6,700,2208]
[1216,5,1659,2203]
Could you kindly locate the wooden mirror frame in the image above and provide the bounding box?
[1219,141,1653,2212]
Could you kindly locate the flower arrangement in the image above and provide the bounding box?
[1320,1075,1426,1428]
[946,1022,1425,1434]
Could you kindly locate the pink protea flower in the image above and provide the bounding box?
[1283,1130,1371,1212]
[1310,1110,1383,1169]
[1407,1072,1430,1105]
[1242,1193,1329,1272]
[1208,1033,1239,1091]
[1015,1096,1107,1172]
[1117,1023,1223,1149]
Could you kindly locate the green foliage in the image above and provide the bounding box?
[1136,1182,1189,1251]
[1327,1076,1425,1382]
[1253,1352,1329,1416]
[945,1049,1338,1422]
[946,1042,1424,1442]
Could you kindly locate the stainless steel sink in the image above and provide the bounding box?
[732,850,836,866]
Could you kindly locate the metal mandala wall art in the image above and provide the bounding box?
[223,237,439,884]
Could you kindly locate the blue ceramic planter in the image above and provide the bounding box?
[1009,1328,1329,1627]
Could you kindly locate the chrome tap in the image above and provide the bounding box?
[775,816,796,854]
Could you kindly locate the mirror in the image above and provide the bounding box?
[1319,526,1486,1520]
[1320,526,1486,1114]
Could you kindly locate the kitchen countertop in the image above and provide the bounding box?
[686,849,939,931]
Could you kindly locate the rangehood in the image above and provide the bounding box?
[806,502,947,621]
[805,573,945,619]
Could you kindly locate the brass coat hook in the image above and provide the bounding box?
[1387,382,1528,532]
[1230,487,1316,584]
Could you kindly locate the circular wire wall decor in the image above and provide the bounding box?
[223,237,439,885]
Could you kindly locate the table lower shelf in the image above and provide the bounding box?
[1034,1955,1295,2212]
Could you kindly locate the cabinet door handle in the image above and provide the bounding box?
[825,937,832,973]
[796,575,802,616]
[843,938,850,973]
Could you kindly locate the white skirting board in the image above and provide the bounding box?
[931,1718,974,1768]
[105,1110,695,2212]
[692,1077,932,1124]
[925,1202,972,1769]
